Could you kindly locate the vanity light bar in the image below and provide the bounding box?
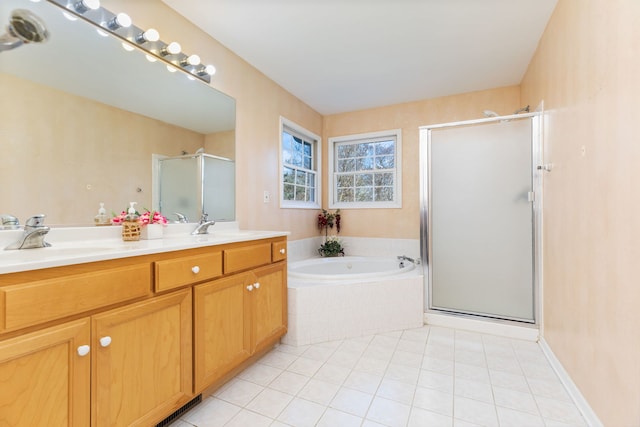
[47,0,216,83]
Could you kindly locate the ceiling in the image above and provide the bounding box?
[162,0,558,115]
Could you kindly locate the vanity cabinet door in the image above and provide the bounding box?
[250,263,287,354]
[193,273,251,392]
[0,318,91,427]
[91,290,192,427]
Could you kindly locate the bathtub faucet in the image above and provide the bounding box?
[397,255,420,268]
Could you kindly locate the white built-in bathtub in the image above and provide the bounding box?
[283,256,424,346]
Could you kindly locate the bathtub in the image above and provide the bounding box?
[283,256,424,346]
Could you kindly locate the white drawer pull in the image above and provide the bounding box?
[99,336,112,347]
[192,266,200,274]
[77,345,90,357]
[246,285,254,291]
[254,282,260,289]
[279,248,285,254]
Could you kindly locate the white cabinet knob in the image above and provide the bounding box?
[246,285,254,291]
[192,266,200,274]
[77,345,90,357]
[279,248,285,254]
[99,336,112,347]
[254,282,260,289]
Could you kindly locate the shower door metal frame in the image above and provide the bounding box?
[419,112,543,325]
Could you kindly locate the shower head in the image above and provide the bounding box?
[483,110,499,118]
[0,9,49,53]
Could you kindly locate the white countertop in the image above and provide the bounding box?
[0,222,289,275]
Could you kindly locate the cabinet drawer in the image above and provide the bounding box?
[1,264,151,332]
[272,241,287,262]
[224,243,272,274]
[155,252,223,292]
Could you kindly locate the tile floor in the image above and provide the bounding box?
[173,325,587,427]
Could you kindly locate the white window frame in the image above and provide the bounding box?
[279,117,322,209]
[328,129,402,209]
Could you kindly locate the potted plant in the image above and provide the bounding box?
[317,209,344,256]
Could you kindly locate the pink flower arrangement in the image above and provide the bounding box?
[139,210,168,226]
[111,209,168,226]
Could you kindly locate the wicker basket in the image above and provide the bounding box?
[121,221,141,241]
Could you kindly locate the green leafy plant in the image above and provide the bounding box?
[318,236,345,257]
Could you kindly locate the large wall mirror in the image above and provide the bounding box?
[0,0,236,225]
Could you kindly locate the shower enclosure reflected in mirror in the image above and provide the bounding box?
[0,0,236,225]
[158,153,235,223]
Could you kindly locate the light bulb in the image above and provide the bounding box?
[180,54,201,67]
[73,0,100,13]
[135,28,160,44]
[204,64,216,76]
[107,12,131,30]
[161,42,181,56]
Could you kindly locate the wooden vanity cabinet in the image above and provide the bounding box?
[0,318,91,426]
[91,289,192,427]
[194,240,288,393]
[0,236,287,426]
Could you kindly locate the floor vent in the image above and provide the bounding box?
[156,394,202,427]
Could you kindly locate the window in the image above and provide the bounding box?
[328,129,402,209]
[280,117,321,208]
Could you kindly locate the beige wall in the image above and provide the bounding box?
[521,0,640,425]
[323,86,521,238]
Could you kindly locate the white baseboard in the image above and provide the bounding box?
[424,312,539,341]
[538,337,603,427]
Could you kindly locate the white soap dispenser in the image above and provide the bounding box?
[124,202,139,222]
[94,202,110,226]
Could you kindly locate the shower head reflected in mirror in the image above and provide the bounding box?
[0,9,49,53]
[483,110,499,118]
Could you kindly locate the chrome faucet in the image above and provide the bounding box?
[191,213,215,235]
[174,212,189,223]
[397,255,420,268]
[1,214,20,229]
[5,214,51,250]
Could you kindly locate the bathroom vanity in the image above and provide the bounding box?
[0,228,288,426]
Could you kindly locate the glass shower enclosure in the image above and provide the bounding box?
[420,114,542,323]
[158,153,235,223]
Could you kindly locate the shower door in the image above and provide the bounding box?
[421,116,539,323]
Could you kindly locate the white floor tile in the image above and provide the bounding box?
[276,397,326,427]
[245,388,293,419]
[286,356,324,377]
[224,408,272,427]
[269,370,310,395]
[343,370,383,394]
[496,406,545,427]
[297,378,341,406]
[180,397,241,427]
[316,408,362,427]
[454,396,499,427]
[215,379,264,407]
[330,387,375,417]
[237,362,283,386]
[454,377,494,403]
[179,326,586,427]
[376,378,416,405]
[313,363,352,384]
[493,385,539,415]
[366,396,411,427]
[412,386,453,417]
[407,406,453,427]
